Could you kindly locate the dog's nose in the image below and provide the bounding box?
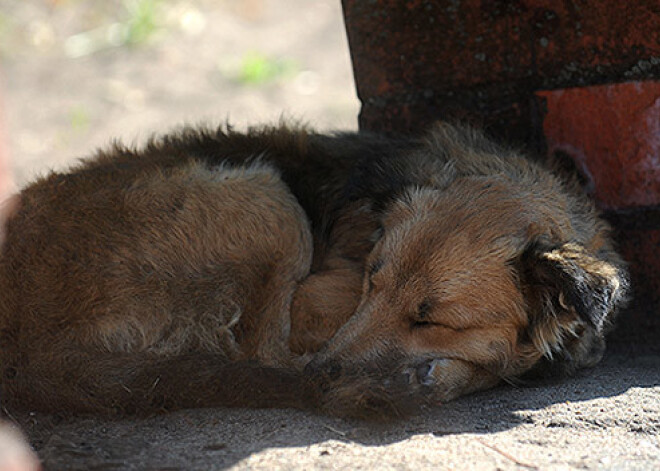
[304,358,342,380]
[416,362,433,380]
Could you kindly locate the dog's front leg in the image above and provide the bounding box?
[289,268,363,355]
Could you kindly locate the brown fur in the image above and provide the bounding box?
[0,123,628,418]
[0,159,314,413]
[306,125,628,416]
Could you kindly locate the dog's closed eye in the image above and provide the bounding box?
[417,299,431,319]
[412,299,432,328]
[368,259,384,277]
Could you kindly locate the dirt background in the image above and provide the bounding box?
[0,0,360,187]
[0,1,658,470]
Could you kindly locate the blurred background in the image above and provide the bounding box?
[0,0,360,188]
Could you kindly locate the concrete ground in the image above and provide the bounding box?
[0,1,658,470]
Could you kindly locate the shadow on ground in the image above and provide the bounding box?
[9,353,659,470]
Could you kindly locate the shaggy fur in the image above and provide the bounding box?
[0,123,628,418]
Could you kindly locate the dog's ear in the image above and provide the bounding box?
[518,242,628,370]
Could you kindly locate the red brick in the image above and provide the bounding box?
[343,0,660,103]
[538,81,660,210]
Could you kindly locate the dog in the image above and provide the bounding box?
[0,123,628,417]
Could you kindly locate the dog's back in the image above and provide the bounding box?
[0,150,316,414]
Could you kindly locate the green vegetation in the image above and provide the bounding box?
[122,0,161,46]
[63,0,164,57]
[69,105,90,133]
[238,51,297,85]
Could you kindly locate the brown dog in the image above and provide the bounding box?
[0,123,627,417]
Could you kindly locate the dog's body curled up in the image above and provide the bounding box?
[0,123,627,417]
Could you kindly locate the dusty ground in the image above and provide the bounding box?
[0,1,658,470]
[9,354,660,470]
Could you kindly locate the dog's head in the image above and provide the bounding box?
[306,176,627,417]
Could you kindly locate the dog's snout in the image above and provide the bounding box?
[304,358,342,380]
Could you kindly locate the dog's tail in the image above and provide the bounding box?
[2,352,317,416]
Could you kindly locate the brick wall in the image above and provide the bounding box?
[342,0,660,349]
